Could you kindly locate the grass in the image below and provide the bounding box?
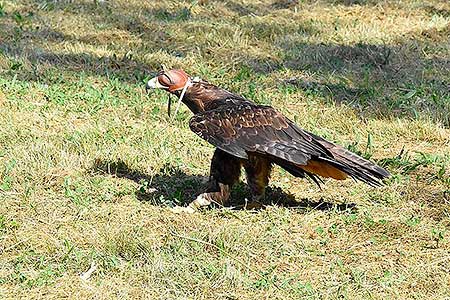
[0,0,449,299]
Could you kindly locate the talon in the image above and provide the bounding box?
[171,206,196,214]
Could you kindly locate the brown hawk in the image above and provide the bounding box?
[146,69,389,212]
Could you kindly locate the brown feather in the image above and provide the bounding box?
[299,160,348,180]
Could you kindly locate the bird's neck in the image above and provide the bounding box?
[175,81,240,114]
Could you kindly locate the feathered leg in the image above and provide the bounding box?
[173,149,241,213]
[243,155,272,209]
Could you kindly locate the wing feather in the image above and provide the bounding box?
[189,102,389,185]
[189,104,328,164]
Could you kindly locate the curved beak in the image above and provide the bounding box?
[145,77,167,94]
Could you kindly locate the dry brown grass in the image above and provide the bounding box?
[0,0,449,299]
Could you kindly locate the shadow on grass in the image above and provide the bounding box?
[2,1,448,124]
[91,158,356,212]
[0,24,155,84]
[275,41,450,124]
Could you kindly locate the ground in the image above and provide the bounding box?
[0,0,449,299]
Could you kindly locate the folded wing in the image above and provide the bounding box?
[189,103,389,186]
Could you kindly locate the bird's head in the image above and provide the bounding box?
[146,68,198,118]
[145,68,234,115]
[145,69,191,94]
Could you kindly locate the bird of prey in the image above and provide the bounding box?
[146,69,390,212]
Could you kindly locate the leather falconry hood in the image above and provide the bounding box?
[157,69,189,92]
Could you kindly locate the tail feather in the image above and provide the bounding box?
[273,158,324,187]
[303,132,390,186]
[270,128,390,186]
[320,146,390,186]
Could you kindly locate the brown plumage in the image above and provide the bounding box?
[146,69,390,211]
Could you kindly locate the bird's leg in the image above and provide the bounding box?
[172,149,241,213]
[243,155,272,209]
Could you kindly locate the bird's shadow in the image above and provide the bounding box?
[91,159,357,213]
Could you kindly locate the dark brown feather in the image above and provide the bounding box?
[189,100,389,186]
